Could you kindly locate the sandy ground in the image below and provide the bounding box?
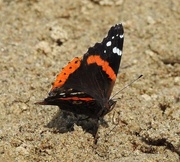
[0,0,180,161]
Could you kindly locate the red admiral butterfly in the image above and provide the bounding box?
[37,24,124,120]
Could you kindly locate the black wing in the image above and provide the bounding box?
[59,24,124,107]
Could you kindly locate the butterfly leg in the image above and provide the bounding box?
[93,117,108,144]
[93,118,100,145]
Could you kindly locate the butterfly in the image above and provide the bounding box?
[37,24,124,120]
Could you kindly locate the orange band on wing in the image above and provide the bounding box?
[59,97,94,101]
[87,55,116,81]
[51,57,81,91]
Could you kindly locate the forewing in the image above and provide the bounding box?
[51,24,124,106]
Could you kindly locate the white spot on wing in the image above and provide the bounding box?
[106,41,112,47]
[120,34,124,38]
[70,92,85,95]
[112,36,115,39]
[113,47,122,56]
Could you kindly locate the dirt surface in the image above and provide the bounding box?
[0,0,180,161]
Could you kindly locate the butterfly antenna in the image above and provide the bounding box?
[111,75,143,100]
